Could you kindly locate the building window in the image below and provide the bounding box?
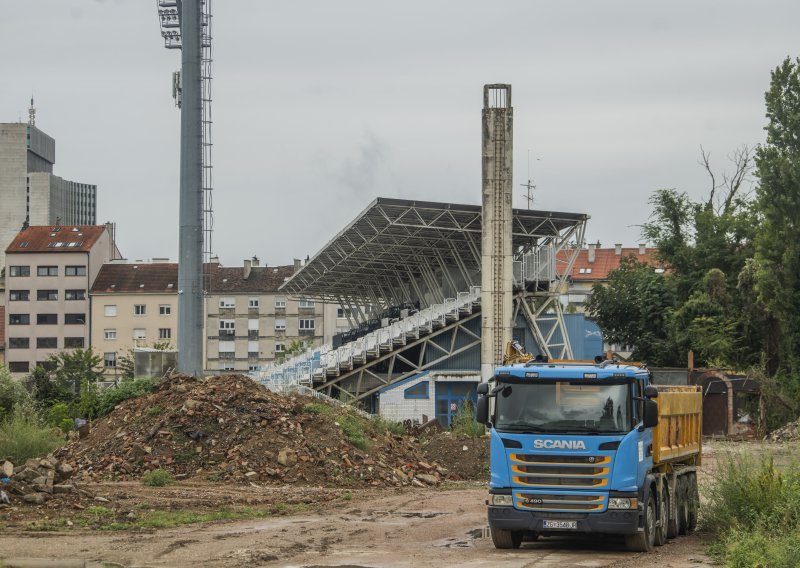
[299,298,315,308]
[9,290,29,301]
[134,304,146,316]
[159,304,171,315]
[248,365,259,372]
[65,289,86,300]
[64,337,85,349]
[219,320,235,334]
[159,328,172,340]
[221,364,236,371]
[104,329,117,340]
[248,297,259,308]
[36,337,58,349]
[104,352,117,368]
[8,362,29,373]
[104,305,117,317]
[37,289,58,301]
[9,266,30,277]
[299,318,315,330]
[133,329,146,340]
[404,381,429,399]
[275,343,285,354]
[8,337,29,349]
[219,297,235,308]
[275,318,286,331]
[37,266,58,277]
[65,313,86,325]
[65,265,87,276]
[37,314,58,325]
[9,314,30,325]
[275,296,286,309]
[337,307,355,319]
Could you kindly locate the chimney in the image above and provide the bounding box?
[293,258,302,273]
[243,259,252,279]
[614,243,622,256]
[588,243,596,263]
[251,255,260,267]
[209,255,220,265]
[639,243,646,255]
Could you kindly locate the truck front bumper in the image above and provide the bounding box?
[488,506,639,535]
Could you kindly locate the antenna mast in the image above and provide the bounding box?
[520,148,536,209]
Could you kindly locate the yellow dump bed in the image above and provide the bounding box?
[652,385,702,466]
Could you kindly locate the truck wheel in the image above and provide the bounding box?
[625,492,656,552]
[666,481,679,539]
[687,473,699,532]
[654,485,669,546]
[677,476,689,535]
[491,527,523,549]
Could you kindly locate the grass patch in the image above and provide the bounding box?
[703,452,800,567]
[146,405,163,417]
[337,413,370,451]
[141,469,174,487]
[24,503,315,532]
[0,408,63,462]
[337,491,353,501]
[371,415,406,436]
[302,402,331,415]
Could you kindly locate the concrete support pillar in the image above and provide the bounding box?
[480,84,514,379]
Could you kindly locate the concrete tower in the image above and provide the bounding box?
[480,84,514,379]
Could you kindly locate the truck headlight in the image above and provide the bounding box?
[608,497,637,510]
[491,494,513,507]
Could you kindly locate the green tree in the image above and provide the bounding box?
[48,348,104,397]
[754,56,800,386]
[587,257,679,366]
[0,366,30,420]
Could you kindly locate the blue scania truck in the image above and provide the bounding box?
[476,359,702,551]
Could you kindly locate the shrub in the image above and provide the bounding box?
[95,377,157,417]
[703,452,800,566]
[142,469,174,487]
[372,415,406,436]
[0,367,30,420]
[450,399,485,438]
[0,407,63,462]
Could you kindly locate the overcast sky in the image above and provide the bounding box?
[2,1,797,267]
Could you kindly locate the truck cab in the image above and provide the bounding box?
[476,359,701,551]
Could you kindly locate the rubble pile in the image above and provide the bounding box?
[55,374,451,488]
[0,456,79,507]
[768,417,800,442]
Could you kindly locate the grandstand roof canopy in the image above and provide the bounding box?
[280,197,588,301]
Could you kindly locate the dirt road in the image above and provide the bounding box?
[1,486,711,568]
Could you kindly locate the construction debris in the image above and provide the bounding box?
[0,456,77,507]
[768,417,800,442]
[54,374,454,489]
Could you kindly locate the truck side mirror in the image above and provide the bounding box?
[643,399,659,428]
[476,382,489,396]
[476,395,489,424]
[644,385,659,399]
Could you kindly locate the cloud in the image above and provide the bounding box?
[335,131,388,195]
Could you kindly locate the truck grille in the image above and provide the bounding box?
[515,491,606,512]
[510,453,611,489]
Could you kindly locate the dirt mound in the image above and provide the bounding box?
[420,433,489,481]
[768,417,800,442]
[55,374,451,488]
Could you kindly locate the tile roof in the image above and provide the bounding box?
[91,263,179,294]
[559,247,664,281]
[5,225,107,254]
[208,264,295,294]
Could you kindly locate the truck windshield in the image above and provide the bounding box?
[494,381,632,434]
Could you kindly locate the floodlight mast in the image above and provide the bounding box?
[156,0,213,376]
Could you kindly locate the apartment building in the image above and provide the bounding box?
[3,224,121,374]
[89,261,179,379]
[205,258,347,373]
[0,116,97,269]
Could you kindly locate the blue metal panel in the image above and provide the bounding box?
[563,314,604,360]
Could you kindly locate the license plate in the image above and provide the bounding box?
[543,520,577,530]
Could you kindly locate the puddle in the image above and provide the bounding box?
[433,526,488,548]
